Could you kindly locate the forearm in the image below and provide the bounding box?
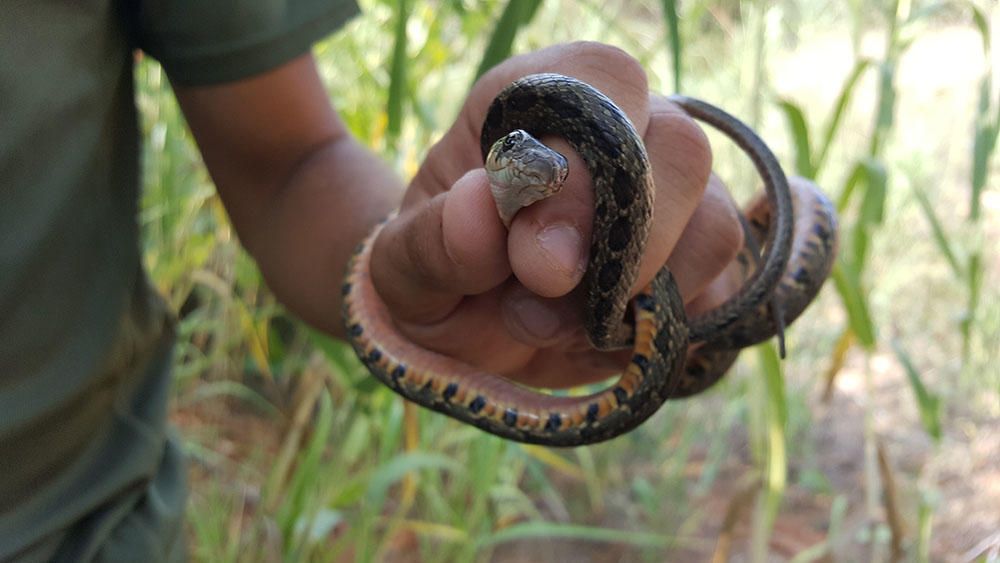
[173,54,403,338]
[240,137,403,337]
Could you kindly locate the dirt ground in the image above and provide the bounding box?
[172,349,999,562]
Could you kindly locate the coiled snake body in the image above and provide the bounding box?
[343,74,838,446]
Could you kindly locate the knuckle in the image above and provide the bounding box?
[567,41,644,76]
[647,108,712,196]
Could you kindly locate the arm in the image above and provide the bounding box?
[174,54,400,337]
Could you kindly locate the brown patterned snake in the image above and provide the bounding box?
[343,73,838,446]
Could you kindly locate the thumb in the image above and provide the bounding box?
[369,170,510,324]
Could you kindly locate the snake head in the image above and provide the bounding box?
[485,129,569,228]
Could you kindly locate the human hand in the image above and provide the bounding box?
[368,42,744,389]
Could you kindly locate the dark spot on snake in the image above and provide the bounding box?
[341,282,352,296]
[595,202,608,220]
[792,266,811,284]
[503,408,518,427]
[611,167,634,210]
[469,395,487,414]
[653,327,675,357]
[811,222,827,239]
[545,413,562,432]
[635,293,656,312]
[593,124,622,159]
[590,299,612,342]
[607,217,631,252]
[508,90,539,113]
[542,93,582,119]
[598,260,623,293]
[805,239,821,254]
[631,354,650,374]
[686,361,707,377]
[586,403,600,424]
[443,382,458,401]
[348,324,363,337]
[367,349,382,364]
[391,364,407,381]
[613,386,629,405]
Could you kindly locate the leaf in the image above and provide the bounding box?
[776,99,816,179]
[521,445,586,480]
[869,60,898,155]
[844,158,888,270]
[478,522,673,548]
[473,0,543,83]
[756,343,787,539]
[815,58,874,173]
[182,380,280,418]
[832,263,876,350]
[660,0,682,92]
[857,158,888,225]
[961,251,985,362]
[970,75,998,222]
[386,0,411,145]
[911,182,962,278]
[891,340,942,442]
[366,453,462,511]
[965,0,992,55]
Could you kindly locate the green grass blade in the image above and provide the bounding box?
[858,160,887,225]
[477,522,674,549]
[961,251,984,362]
[832,263,876,350]
[789,495,848,562]
[181,380,280,418]
[386,0,411,145]
[473,0,543,83]
[869,60,898,157]
[964,0,992,54]
[911,182,962,278]
[660,0,683,92]
[751,343,787,560]
[890,340,942,442]
[776,99,816,179]
[847,158,887,270]
[837,161,864,212]
[815,59,873,173]
[970,76,998,222]
[366,453,463,510]
[758,343,788,430]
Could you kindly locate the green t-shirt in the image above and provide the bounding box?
[1,1,357,559]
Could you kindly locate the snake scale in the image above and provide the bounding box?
[343,73,838,446]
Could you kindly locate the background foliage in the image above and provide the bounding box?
[136,0,999,560]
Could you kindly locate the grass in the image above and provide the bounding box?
[137,0,1000,560]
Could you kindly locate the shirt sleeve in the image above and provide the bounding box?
[131,0,359,86]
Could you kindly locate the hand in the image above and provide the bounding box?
[369,42,744,389]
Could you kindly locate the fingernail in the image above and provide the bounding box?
[537,223,585,277]
[508,295,562,341]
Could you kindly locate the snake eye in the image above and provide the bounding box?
[502,131,522,151]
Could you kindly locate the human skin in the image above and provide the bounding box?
[174,42,747,390]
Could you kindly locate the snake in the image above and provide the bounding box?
[342,73,838,446]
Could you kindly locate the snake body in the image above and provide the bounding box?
[343,74,838,446]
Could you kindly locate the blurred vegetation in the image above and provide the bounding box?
[135,0,999,561]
